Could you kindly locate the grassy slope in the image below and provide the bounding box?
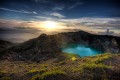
[0,53,120,80]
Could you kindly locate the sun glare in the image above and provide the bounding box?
[43,21,58,30]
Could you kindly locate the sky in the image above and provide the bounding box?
[0,0,120,42]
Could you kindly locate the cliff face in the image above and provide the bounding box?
[57,31,120,53]
[0,31,120,61]
[89,35,120,53]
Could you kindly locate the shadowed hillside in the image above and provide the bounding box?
[0,30,120,80]
[0,30,120,61]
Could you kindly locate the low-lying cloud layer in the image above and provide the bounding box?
[0,0,120,42]
[0,17,120,32]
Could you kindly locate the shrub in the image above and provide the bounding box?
[71,57,77,61]
[63,53,80,60]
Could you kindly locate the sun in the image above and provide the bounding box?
[43,21,58,30]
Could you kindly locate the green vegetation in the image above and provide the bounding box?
[31,70,66,80]
[81,63,111,69]
[88,53,112,63]
[0,71,12,80]
[70,53,112,73]
[27,68,46,75]
[63,52,80,60]
[0,53,119,80]
[0,77,12,80]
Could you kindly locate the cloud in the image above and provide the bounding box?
[59,17,120,24]
[0,7,37,14]
[14,26,38,30]
[52,6,64,10]
[68,2,83,10]
[0,19,36,28]
[35,16,52,20]
[1,17,120,32]
[50,12,65,18]
[55,17,120,31]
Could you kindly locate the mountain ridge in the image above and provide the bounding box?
[0,30,120,61]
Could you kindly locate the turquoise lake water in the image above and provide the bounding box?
[62,44,103,57]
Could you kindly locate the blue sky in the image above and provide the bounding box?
[0,0,120,20]
[0,0,120,42]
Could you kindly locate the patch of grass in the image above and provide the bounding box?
[27,68,46,75]
[0,53,119,80]
[0,71,12,80]
[81,63,111,69]
[71,54,112,73]
[94,53,111,62]
[40,64,49,68]
[58,61,66,65]
[0,77,12,80]
[84,53,112,64]
[0,71,5,76]
[71,63,111,73]
[71,67,83,73]
[31,70,66,80]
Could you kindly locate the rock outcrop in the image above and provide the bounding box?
[0,30,120,61]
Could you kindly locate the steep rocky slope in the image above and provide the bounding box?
[0,40,13,50]
[0,30,120,61]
